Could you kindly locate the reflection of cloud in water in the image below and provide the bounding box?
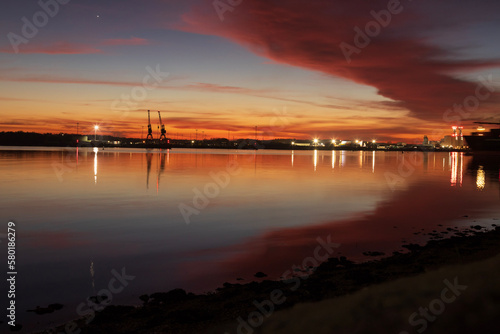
[179,180,497,292]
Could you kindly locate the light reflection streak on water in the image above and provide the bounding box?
[372,151,375,173]
[93,147,98,184]
[460,152,463,186]
[450,152,463,187]
[313,149,318,171]
[331,150,335,169]
[477,166,485,190]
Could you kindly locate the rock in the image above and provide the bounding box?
[402,244,422,252]
[362,251,385,257]
[139,294,149,304]
[89,295,108,304]
[254,272,268,278]
[150,289,189,304]
[9,324,22,332]
[27,303,63,315]
[48,303,63,310]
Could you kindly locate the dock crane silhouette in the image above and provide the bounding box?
[146,110,153,140]
[158,111,167,141]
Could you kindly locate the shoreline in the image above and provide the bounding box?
[36,224,500,334]
[0,144,471,153]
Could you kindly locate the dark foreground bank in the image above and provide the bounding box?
[37,225,500,334]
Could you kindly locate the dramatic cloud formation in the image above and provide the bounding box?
[181,0,500,121]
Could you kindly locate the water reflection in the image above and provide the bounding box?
[477,166,485,190]
[372,151,375,173]
[423,151,428,172]
[3,148,500,332]
[93,147,98,184]
[467,154,500,193]
[450,152,463,187]
[146,152,152,189]
[313,149,318,171]
[145,151,168,191]
[157,152,166,192]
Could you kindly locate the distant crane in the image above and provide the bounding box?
[146,110,153,140]
[158,111,166,141]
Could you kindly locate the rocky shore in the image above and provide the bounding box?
[39,225,500,334]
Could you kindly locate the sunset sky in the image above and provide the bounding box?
[1,0,500,142]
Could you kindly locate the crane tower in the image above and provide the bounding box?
[158,111,166,141]
[146,110,153,140]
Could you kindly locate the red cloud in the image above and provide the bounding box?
[180,0,500,121]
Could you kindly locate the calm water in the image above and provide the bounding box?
[1,147,499,331]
